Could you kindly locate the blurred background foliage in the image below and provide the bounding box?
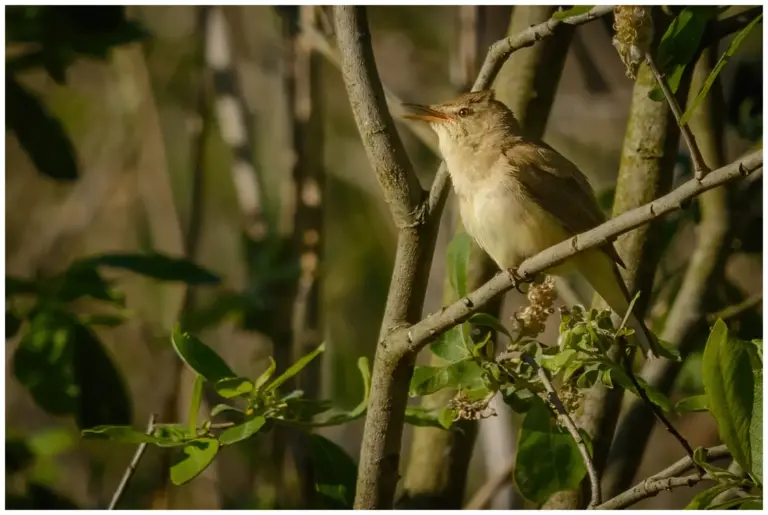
[5,5,763,509]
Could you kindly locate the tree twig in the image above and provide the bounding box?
[522,354,601,507]
[618,341,701,474]
[597,444,730,509]
[403,151,762,353]
[707,292,763,323]
[596,473,707,510]
[108,414,157,510]
[644,52,710,181]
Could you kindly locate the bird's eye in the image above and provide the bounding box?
[458,107,471,117]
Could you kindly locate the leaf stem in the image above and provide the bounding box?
[521,354,601,508]
[108,414,157,510]
[644,52,710,181]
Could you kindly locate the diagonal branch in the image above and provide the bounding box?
[403,151,762,353]
[597,444,730,509]
[521,354,600,507]
[108,413,157,509]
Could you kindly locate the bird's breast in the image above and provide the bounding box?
[458,180,570,271]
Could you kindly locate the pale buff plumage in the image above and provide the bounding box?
[404,90,660,358]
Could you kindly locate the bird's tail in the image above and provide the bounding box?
[576,249,662,359]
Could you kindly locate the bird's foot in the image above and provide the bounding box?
[506,267,533,293]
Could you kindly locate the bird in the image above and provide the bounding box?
[403,89,661,358]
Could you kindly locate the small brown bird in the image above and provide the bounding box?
[404,89,660,358]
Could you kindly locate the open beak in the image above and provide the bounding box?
[402,103,451,123]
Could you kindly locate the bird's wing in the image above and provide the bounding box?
[504,141,626,268]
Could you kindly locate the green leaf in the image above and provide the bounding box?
[210,404,243,417]
[409,359,486,397]
[438,407,457,429]
[447,232,472,299]
[308,434,357,509]
[253,357,276,392]
[6,74,78,180]
[702,319,754,474]
[171,326,235,383]
[610,367,673,412]
[265,342,325,393]
[540,349,577,374]
[218,417,266,445]
[430,325,472,362]
[215,377,254,399]
[749,368,762,485]
[552,5,594,20]
[83,252,220,285]
[152,425,197,447]
[675,394,709,413]
[514,398,587,503]
[170,438,219,485]
[681,13,763,125]
[649,7,718,101]
[739,499,763,510]
[28,428,75,457]
[685,483,734,509]
[54,262,124,305]
[709,496,763,510]
[469,313,513,340]
[82,426,161,445]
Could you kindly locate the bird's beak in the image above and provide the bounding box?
[402,103,451,123]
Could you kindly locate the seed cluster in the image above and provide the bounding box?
[449,392,496,421]
[513,275,557,337]
[612,6,654,79]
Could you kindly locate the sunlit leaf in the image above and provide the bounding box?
[675,394,708,413]
[210,404,243,417]
[430,325,472,362]
[685,483,733,509]
[447,232,472,299]
[218,417,266,445]
[170,438,219,485]
[265,342,326,393]
[409,359,486,397]
[552,5,594,20]
[215,377,254,399]
[702,319,754,474]
[749,368,762,485]
[253,357,276,392]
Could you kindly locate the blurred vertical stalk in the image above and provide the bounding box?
[603,46,729,498]
[281,4,327,507]
[401,6,574,509]
[543,9,686,509]
[154,6,218,509]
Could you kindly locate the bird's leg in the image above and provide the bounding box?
[505,267,534,293]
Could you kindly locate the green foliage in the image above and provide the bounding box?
[681,13,763,125]
[81,252,221,285]
[702,319,757,476]
[685,483,735,509]
[749,367,762,485]
[83,332,368,485]
[649,7,718,102]
[309,434,358,509]
[514,398,587,504]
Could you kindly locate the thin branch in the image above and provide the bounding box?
[651,444,729,479]
[522,354,600,507]
[464,458,514,510]
[108,414,157,510]
[334,6,423,227]
[644,52,710,181]
[403,151,762,352]
[596,473,707,510]
[428,5,615,217]
[707,292,763,323]
[618,341,701,474]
